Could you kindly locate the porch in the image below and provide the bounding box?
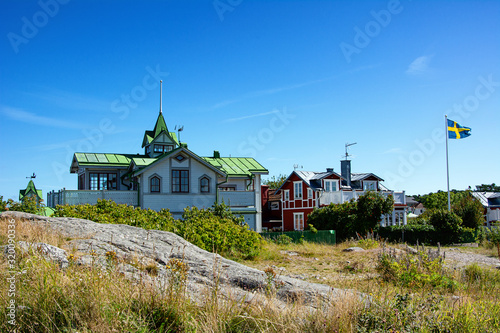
[318,190,406,206]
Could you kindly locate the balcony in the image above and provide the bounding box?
[318,190,406,206]
[47,189,138,207]
[218,191,256,207]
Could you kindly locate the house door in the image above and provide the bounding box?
[293,213,304,231]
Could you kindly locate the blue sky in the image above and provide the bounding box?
[1,0,499,201]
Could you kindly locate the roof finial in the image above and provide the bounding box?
[159,80,163,114]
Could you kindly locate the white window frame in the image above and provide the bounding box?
[324,180,338,192]
[363,181,377,191]
[294,181,302,199]
[293,213,304,231]
[283,190,290,201]
[307,188,313,199]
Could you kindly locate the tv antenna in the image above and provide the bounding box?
[344,142,357,160]
[293,164,303,171]
[174,125,184,143]
[26,172,36,179]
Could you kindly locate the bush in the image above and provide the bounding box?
[2,196,41,214]
[308,191,394,240]
[452,192,485,229]
[429,209,463,244]
[54,200,261,259]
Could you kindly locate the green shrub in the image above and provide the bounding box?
[272,234,293,245]
[452,192,485,229]
[429,209,463,244]
[4,196,41,214]
[308,191,393,241]
[377,246,457,291]
[54,200,261,259]
[485,226,500,260]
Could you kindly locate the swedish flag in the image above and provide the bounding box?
[447,119,471,139]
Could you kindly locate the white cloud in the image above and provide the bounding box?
[406,55,433,75]
[224,110,280,122]
[1,106,86,129]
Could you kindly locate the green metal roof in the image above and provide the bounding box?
[202,157,268,177]
[141,112,179,147]
[74,153,141,166]
[19,180,42,201]
[131,157,157,167]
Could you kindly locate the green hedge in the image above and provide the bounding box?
[260,230,336,245]
[376,224,478,245]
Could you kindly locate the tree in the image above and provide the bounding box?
[476,183,500,192]
[429,209,463,244]
[452,192,485,229]
[307,191,394,240]
[262,174,287,189]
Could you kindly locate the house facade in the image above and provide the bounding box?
[48,91,268,231]
[277,160,407,231]
[261,185,282,231]
[472,192,500,226]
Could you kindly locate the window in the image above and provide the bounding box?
[220,186,236,191]
[172,170,189,193]
[78,173,85,190]
[175,154,186,162]
[324,180,338,192]
[307,188,313,199]
[294,213,304,231]
[146,146,151,154]
[150,176,160,193]
[294,181,302,199]
[89,173,117,190]
[283,190,290,201]
[200,177,209,193]
[154,144,173,153]
[363,181,377,191]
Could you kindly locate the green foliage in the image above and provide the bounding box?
[429,209,463,244]
[414,190,464,210]
[377,247,457,291]
[177,205,262,259]
[485,226,500,259]
[452,192,485,229]
[2,196,41,214]
[272,234,293,245]
[54,199,176,232]
[262,174,288,189]
[307,191,394,240]
[54,199,261,259]
[476,183,500,191]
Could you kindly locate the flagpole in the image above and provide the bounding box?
[445,115,451,211]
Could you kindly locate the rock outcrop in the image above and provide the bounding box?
[2,211,358,307]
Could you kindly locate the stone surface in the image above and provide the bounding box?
[2,211,358,306]
[342,247,365,252]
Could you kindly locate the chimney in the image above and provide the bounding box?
[341,160,351,187]
[326,168,334,173]
[213,150,220,158]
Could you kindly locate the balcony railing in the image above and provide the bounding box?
[218,190,255,207]
[318,190,406,206]
[47,189,138,207]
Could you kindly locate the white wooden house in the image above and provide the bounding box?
[48,89,268,231]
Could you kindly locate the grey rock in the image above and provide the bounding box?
[1,211,360,307]
[403,245,418,254]
[17,241,69,269]
[343,247,365,252]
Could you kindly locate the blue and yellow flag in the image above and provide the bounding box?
[447,119,471,139]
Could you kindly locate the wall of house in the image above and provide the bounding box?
[140,153,218,215]
[281,173,318,231]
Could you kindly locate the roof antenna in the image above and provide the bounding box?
[175,125,184,143]
[293,164,303,171]
[344,142,357,160]
[26,172,36,179]
[159,80,163,114]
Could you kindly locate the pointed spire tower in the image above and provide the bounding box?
[142,80,180,156]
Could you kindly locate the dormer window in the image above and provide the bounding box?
[154,144,173,153]
[324,180,338,192]
[363,181,377,191]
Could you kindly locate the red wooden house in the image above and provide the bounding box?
[277,160,407,231]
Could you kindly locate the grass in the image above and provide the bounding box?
[1,216,500,332]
